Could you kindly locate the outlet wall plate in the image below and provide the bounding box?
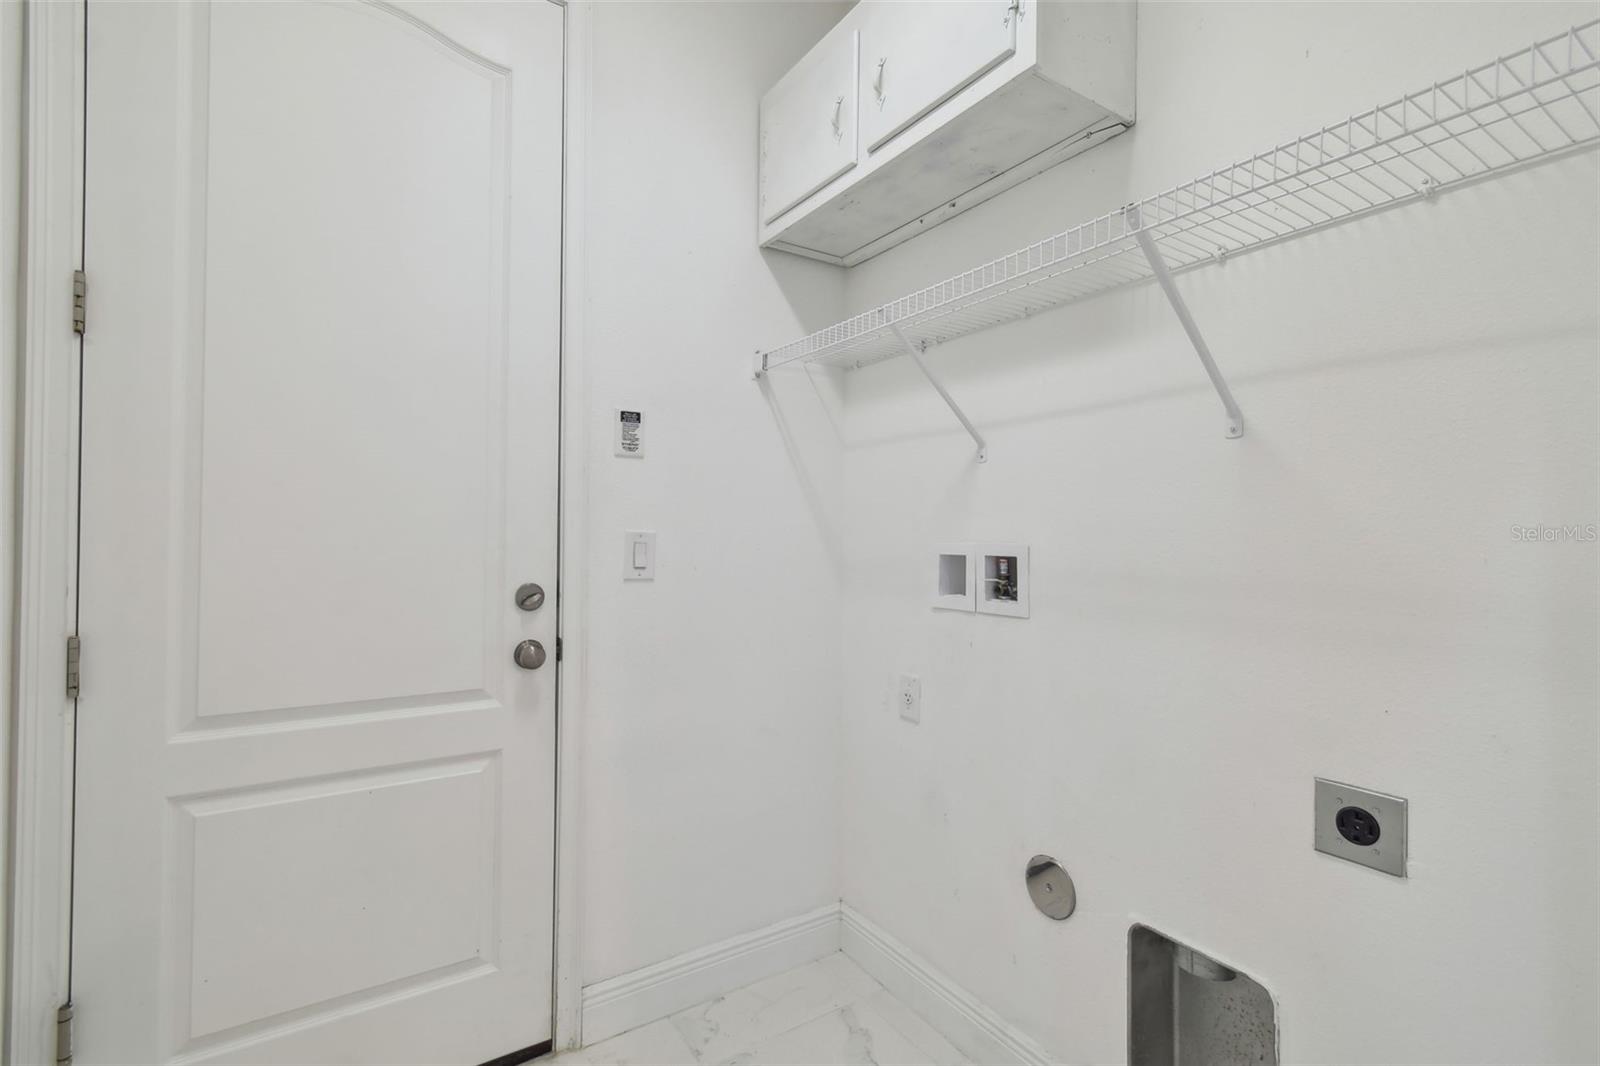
[897,675,921,723]
[1314,778,1407,878]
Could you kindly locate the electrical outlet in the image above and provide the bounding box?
[1314,778,1407,877]
[897,675,921,723]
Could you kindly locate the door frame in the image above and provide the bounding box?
[553,0,591,1053]
[7,1,84,1062]
[5,2,588,1061]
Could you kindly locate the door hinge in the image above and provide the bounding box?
[555,636,563,662]
[65,635,80,699]
[71,270,86,335]
[56,1001,74,1065]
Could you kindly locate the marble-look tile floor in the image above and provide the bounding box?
[551,953,971,1066]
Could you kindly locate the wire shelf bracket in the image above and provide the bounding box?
[751,20,1600,453]
[1126,204,1244,439]
[891,323,989,463]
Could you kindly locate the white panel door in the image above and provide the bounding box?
[73,2,562,1063]
[759,29,858,225]
[858,0,1017,153]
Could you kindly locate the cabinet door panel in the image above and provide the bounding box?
[760,29,858,225]
[859,0,1016,154]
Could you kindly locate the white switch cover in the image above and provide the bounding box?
[897,675,921,723]
[624,531,655,580]
[614,409,644,458]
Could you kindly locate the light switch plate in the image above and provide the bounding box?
[1314,778,1407,877]
[623,531,655,581]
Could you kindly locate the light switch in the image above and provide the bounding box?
[624,531,655,581]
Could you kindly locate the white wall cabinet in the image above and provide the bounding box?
[858,1,1017,154]
[760,29,859,225]
[759,1,1136,266]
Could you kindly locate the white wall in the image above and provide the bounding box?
[574,1,850,986]
[823,3,1599,1063]
[2,0,25,1029]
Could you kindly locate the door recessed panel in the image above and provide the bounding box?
[194,1,510,719]
[177,756,499,1045]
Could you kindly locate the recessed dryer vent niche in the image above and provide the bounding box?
[1129,925,1277,1066]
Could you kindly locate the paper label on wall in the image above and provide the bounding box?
[614,409,644,458]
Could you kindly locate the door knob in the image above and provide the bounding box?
[513,639,547,670]
[515,582,546,611]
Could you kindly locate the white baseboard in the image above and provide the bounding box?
[579,901,1054,1064]
[580,903,842,1045]
[839,903,1058,1066]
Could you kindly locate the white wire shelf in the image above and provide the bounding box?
[754,20,1600,377]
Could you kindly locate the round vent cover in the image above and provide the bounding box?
[1025,854,1076,921]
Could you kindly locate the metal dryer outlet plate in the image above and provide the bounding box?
[1314,778,1407,878]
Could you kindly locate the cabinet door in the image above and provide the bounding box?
[859,0,1017,154]
[760,29,858,225]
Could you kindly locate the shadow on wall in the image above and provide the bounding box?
[762,246,849,338]
[823,156,1600,456]
[757,364,847,576]
[754,246,853,574]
